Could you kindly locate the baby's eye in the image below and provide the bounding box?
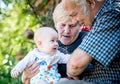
[51,40,54,42]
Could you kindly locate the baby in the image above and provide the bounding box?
[11,27,70,84]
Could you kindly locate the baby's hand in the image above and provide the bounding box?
[11,70,20,78]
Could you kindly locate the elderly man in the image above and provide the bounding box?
[56,0,120,84]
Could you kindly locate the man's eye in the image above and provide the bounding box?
[70,13,77,17]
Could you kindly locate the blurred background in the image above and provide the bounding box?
[0,0,61,83]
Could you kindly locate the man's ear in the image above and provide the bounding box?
[86,0,95,9]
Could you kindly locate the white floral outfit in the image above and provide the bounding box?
[11,48,70,84]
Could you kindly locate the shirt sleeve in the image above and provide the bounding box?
[11,51,33,73]
[57,51,71,64]
[78,8,120,67]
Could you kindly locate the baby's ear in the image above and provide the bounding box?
[37,41,42,46]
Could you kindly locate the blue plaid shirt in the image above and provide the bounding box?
[79,0,120,84]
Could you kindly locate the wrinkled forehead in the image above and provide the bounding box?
[62,0,79,16]
[62,0,77,10]
[59,20,77,25]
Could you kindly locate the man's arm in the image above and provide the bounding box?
[67,48,93,78]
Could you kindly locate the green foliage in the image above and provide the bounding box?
[0,0,60,83]
[0,0,42,84]
[0,50,22,84]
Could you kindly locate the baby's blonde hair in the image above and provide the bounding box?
[53,2,71,25]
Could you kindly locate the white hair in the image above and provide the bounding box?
[71,0,103,15]
[53,2,71,25]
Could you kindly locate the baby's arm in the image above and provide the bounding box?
[11,69,21,78]
[11,60,26,78]
[11,51,33,78]
[11,59,28,78]
[57,51,71,64]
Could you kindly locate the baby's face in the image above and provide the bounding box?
[41,32,58,55]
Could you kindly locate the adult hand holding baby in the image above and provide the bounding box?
[22,61,40,83]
